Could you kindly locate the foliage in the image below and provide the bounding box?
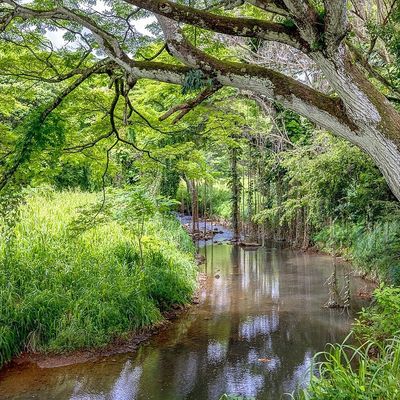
[366,1,400,93]
[0,188,196,367]
[177,181,231,219]
[354,286,400,343]
[351,222,400,285]
[159,162,181,199]
[279,132,392,227]
[54,161,94,191]
[181,69,213,95]
[313,222,362,255]
[294,337,400,400]
[314,220,400,285]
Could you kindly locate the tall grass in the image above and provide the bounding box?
[293,337,400,400]
[314,220,400,285]
[352,221,400,285]
[291,285,400,399]
[0,188,197,367]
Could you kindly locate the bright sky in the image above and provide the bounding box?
[46,17,155,49]
[20,0,155,48]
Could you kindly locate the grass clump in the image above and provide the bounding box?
[292,286,400,399]
[294,337,400,400]
[0,188,197,367]
[352,222,400,285]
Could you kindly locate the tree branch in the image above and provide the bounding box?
[2,1,133,66]
[0,59,108,190]
[323,0,348,55]
[281,0,319,47]
[1,0,360,157]
[246,0,289,17]
[159,83,222,123]
[41,59,112,122]
[123,0,305,49]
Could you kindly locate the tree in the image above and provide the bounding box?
[1,1,400,199]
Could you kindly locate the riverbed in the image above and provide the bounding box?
[0,237,372,399]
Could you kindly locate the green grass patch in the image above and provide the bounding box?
[0,188,197,367]
[293,337,400,400]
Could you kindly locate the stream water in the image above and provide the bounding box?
[0,226,372,400]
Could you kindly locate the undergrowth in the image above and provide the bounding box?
[314,220,400,285]
[0,188,197,367]
[292,286,400,399]
[293,337,400,400]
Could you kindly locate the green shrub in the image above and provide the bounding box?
[0,188,197,366]
[354,286,400,343]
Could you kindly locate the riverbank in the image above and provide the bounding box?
[0,241,371,399]
[5,308,185,370]
[0,189,198,370]
[2,272,208,371]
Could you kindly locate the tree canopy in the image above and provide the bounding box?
[0,0,400,198]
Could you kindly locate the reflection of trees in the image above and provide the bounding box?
[1,245,356,400]
[128,245,353,399]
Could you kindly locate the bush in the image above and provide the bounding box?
[352,222,400,285]
[354,286,400,343]
[0,188,197,366]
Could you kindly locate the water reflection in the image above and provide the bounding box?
[0,244,371,400]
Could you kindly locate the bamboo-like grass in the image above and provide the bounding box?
[0,189,197,367]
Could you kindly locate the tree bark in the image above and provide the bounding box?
[230,145,241,242]
[184,177,199,233]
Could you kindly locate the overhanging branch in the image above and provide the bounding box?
[123,0,305,49]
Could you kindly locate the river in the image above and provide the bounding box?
[0,227,372,400]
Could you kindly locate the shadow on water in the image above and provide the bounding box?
[0,241,372,400]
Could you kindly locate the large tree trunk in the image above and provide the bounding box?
[309,48,400,200]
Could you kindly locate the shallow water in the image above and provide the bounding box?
[0,242,372,400]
